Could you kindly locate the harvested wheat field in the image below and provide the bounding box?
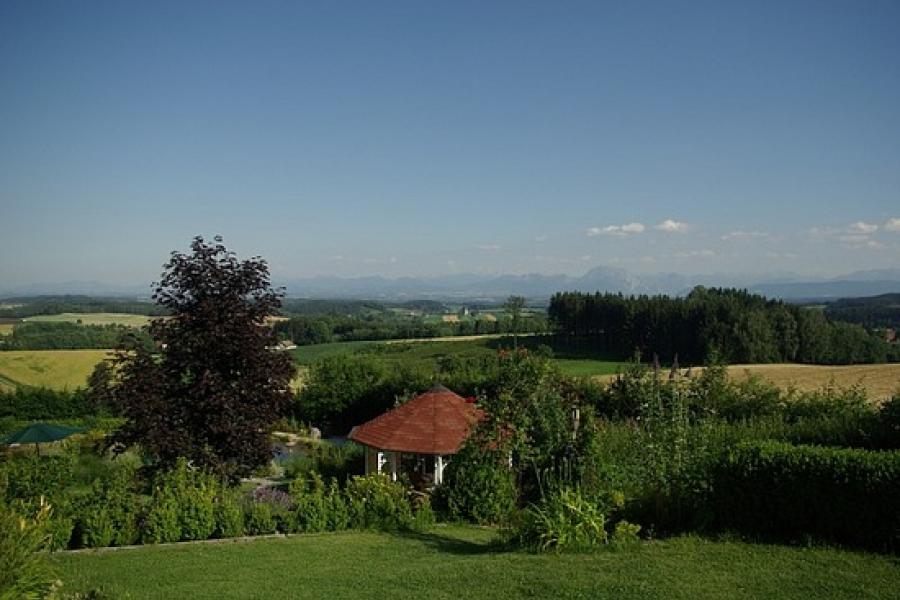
[725,363,900,401]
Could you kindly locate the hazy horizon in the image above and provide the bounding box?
[2,1,899,287]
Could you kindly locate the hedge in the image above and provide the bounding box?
[710,441,900,550]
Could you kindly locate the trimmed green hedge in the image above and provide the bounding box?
[710,441,900,550]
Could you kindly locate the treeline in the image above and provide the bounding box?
[0,295,165,318]
[280,298,448,316]
[549,287,899,365]
[274,313,548,346]
[0,322,151,350]
[824,293,900,330]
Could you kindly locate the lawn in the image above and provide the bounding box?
[53,526,900,599]
[24,312,153,327]
[0,349,110,390]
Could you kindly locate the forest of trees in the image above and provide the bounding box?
[824,294,900,330]
[0,296,166,318]
[0,322,151,350]
[548,287,899,365]
[273,312,548,345]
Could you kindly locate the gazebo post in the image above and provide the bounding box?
[389,451,399,482]
[435,455,444,485]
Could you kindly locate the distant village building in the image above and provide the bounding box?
[270,340,297,351]
[885,328,897,344]
[348,385,483,487]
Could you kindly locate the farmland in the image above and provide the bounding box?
[22,312,152,327]
[2,338,899,398]
[724,363,900,401]
[0,350,110,391]
[53,526,900,600]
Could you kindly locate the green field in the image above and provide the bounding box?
[292,336,626,378]
[290,340,382,365]
[0,350,111,390]
[53,526,900,599]
[0,323,13,336]
[24,312,153,327]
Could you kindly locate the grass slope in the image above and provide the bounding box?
[0,350,110,390]
[24,313,152,327]
[54,526,900,600]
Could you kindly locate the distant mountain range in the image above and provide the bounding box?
[3,267,899,302]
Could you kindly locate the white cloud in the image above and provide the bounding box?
[722,230,769,241]
[654,219,689,233]
[534,234,548,242]
[807,226,839,238]
[579,254,592,262]
[884,218,900,232]
[766,251,798,260]
[674,249,716,259]
[848,221,879,234]
[839,234,870,245]
[586,222,645,237]
[477,244,501,252]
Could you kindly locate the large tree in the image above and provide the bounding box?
[102,236,296,479]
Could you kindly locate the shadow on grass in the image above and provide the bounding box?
[393,529,509,556]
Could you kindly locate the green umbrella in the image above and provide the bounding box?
[1,423,85,455]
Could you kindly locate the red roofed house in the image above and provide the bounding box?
[348,384,484,486]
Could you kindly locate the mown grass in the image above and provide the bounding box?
[53,525,900,600]
[0,350,111,390]
[23,313,152,327]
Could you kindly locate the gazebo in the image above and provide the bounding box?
[348,384,484,486]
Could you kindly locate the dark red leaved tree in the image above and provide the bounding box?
[105,236,296,480]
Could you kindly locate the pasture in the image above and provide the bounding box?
[53,526,900,600]
[23,312,153,327]
[0,323,13,336]
[293,336,626,378]
[0,350,110,390]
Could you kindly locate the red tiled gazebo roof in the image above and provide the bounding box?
[348,385,484,455]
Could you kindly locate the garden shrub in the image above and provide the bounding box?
[0,499,57,600]
[436,442,517,525]
[282,442,364,483]
[143,459,221,543]
[710,441,900,550]
[325,480,350,531]
[0,454,75,507]
[142,495,181,544]
[214,490,244,538]
[75,469,138,548]
[289,474,329,533]
[250,486,293,533]
[512,487,608,552]
[245,502,277,536]
[344,474,422,531]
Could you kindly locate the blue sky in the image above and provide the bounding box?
[1,0,899,287]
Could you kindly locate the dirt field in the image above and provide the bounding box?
[726,363,900,401]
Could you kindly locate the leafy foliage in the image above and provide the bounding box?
[709,441,900,550]
[549,287,898,365]
[0,499,57,600]
[1,321,151,351]
[101,236,296,480]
